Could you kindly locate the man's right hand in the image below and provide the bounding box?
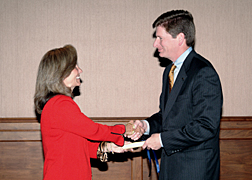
[126,120,146,141]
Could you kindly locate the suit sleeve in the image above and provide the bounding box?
[161,66,222,155]
[50,98,125,146]
[146,111,163,134]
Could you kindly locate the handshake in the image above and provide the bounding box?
[109,120,161,153]
[124,120,146,141]
[97,120,147,161]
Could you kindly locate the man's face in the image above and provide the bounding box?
[153,26,179,62]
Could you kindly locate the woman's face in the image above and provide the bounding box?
[63,65,83,91]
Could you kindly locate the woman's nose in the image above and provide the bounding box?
[76,65,83,73]
[78,67,83,73]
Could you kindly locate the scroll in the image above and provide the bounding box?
[122,141,145,149]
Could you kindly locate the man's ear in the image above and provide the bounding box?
[177,33,185,46]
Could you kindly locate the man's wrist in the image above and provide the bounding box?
[142,120,150,135]
[159,133,163,147]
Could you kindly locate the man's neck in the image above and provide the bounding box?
[172,46,190,62]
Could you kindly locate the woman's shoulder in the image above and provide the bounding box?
[47,95,74,106]
[52,94,71,100]
[43,95,79,114]
[55,94,73,101]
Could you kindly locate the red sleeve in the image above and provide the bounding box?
[87,141,100,159]
[50,96,125,146]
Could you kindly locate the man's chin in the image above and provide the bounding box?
[159,53,165,58]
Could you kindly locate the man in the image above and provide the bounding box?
[130,10,223,180]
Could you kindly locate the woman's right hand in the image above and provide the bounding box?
[126,120,146,141]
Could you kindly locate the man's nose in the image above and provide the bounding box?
[153,39,159,48]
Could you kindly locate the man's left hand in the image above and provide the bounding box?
[142,133,161,150]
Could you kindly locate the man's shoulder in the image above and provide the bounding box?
[189,51,214,70]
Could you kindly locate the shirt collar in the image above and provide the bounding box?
[174,47,192,68]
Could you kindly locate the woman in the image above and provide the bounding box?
[34,45,131,180]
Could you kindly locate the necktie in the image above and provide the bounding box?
[169,64,176,92]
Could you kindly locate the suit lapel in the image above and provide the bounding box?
[162,50,196,120]
[162,66,187,119]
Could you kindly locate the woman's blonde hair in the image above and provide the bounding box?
[34,44,77,114]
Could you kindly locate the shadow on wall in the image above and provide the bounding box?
[154,49,172,68]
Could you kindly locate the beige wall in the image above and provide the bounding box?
[0,0,251,117]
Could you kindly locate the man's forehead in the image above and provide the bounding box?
[155,26,169,36]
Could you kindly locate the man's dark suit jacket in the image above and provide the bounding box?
[146,50,223,180]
